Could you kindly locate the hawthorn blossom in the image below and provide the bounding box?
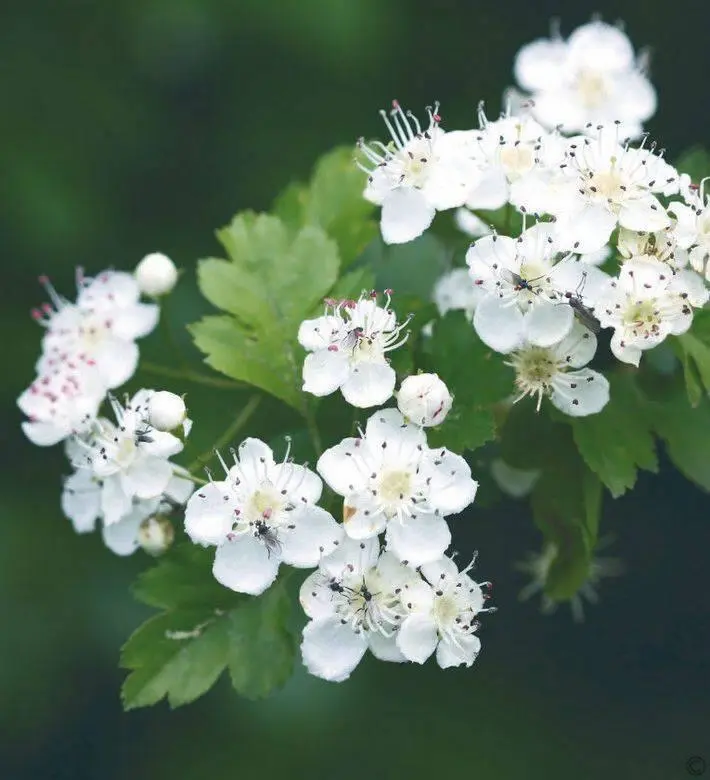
[397,373,452,428]
[595,258,708,365]
[396,555,493,669]
[316,409,477,566]
[514,19,656,138]
[358,101,480,244]
[61,468,192,556]
[298,291,409,408]
[18,363,105,446]
[148,390,191,435]
[617,227,688,269]
[34,270,159,390]
[517,126,679,254]
[70,390,184,526]
[184,438,343,595]
[299,538,416,681]
[466,224,580,353]
[134,252,178,296]
[668,184,710,278]
[506,321,610,416]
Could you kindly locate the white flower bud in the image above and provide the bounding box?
[138,515,175,556]
[135,252,178,296]
[148,391,187,432]
[396,373,453,427]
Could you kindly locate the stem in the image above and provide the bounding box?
[188,394,263,473]
[142,361,244,390]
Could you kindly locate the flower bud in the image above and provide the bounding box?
[135,252,178,296]
[396,373,452,427]
[138,515,175,556]
[148,390,187,432]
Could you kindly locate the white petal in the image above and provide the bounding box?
[123,455,173,500]
[554,204,616,254]
[279,506,344,568]
[523,299,574,347]
[610,330,641,366]
[465,235,517,281]
[269,462,323,505]
[551,368,610,417]
[386,512,451,566]
[102,510,143,556]
[93,338,139,389]
[101,476,132,526]
[465,166,509,211]
[566,21,634,72]
[553,321,598,368]
[396,614,439,663]
[234,438,276,484]
[343,495,387,540]
[302,349,351,397]
[21,420,67,447]
[380,188,436,245]
[301,617,368,682]
[299,570,337,620]
[320,535,380,578]
[436,633,481,669]
[213,535,280,595]
[184,481,234,545]
[317,437,369,497]
[473,295,525,353]
[79,270,139,308]
[139,430,183,459]
[164,470,194,505]
[340,361,396,408]
[367,631,407,663]
[298,315,343,351]
[61,470,101,533]
[514,38,568,91]
[364,407,426,453]
[112,303,159,340]
[618,198,670,233]
[422,449,478,516]
[420,556,459,585]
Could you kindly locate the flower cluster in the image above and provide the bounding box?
[19,255,190,555]
[359,19,710,418]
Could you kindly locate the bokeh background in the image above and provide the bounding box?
[3,1,710,778]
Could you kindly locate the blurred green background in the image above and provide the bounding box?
[2,1,710,778]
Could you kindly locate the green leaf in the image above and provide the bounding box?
[121,609,230,710]
[652,381,710,491]
[427,407,496,454]
[673,310,710,406]
[674,146,710,183]
[274,147,376,266]
[121,546,298,710]
[227,582,297,700]
[570,373,658,497]
[190,213,339,410]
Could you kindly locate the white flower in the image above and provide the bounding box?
[539,127,678,254]
[464,109,553,211]
[396,373,452,427]
[34,270,159,389]
[358,101,480,244]
[595,258,708,365]
[299,538,416,681]
[137,514,175,556]
[466,223,579,353]
[517,540,624,622]
[316,408,478,566]
[514,19,656,138]
[298,291,409,408]
[668,185,710,278]
[70,390,184,526]
[617,227,688,268]
[396,555,492,669]
[17,363,105,446]
[134,252,178,296]
[432,268,484,319]
[183,438,343,595]
[453,208,491,239]
[61,468,192,556]
[148,390,190,435]
[506,321,610,416]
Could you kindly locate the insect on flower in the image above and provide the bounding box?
[555,272,601,334]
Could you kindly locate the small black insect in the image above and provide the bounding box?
[499,269,546,295]
[340,325,366,352]
[556,271,601,333]
[134,423,155,445]
[253,519,282,558]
